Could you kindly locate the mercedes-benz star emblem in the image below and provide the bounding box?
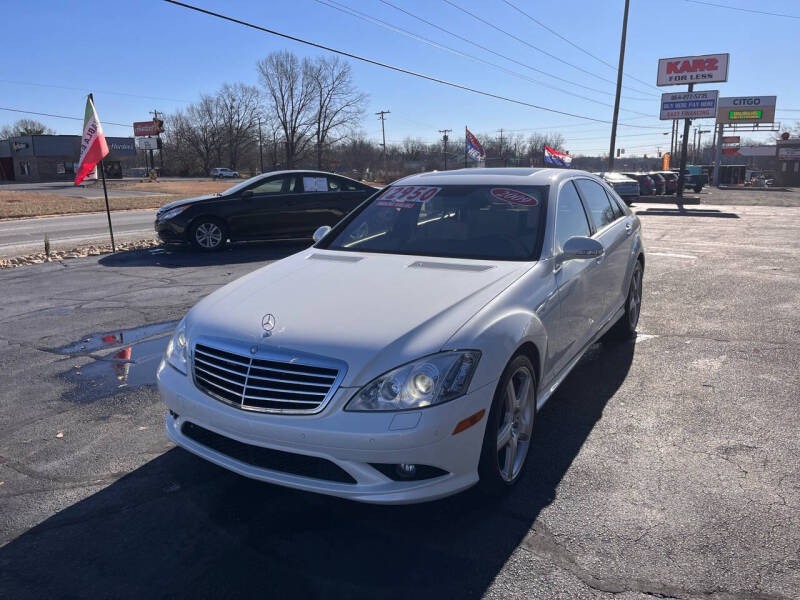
[262,313,276,332]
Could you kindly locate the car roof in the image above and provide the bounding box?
[394,167,593,187]
[255,169,370,184]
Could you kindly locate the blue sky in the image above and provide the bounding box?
[3,0,798,156]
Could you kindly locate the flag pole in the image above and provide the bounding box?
[98,159,116,252]
[464,126,468,168]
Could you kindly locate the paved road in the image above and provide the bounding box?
[0,198,798,599]
[0,209,157,257]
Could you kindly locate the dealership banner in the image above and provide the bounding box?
[659,90,718,120]
[657,53,729,86]
[716,96,777,124]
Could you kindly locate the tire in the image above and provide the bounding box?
[478,354,537,496]
[189,217,228,251]
[604,259,643,342]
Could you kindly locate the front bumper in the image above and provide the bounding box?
[154,218,186,243]
[157,360,496,504]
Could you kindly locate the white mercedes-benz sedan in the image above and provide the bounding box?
[157,168,644,504]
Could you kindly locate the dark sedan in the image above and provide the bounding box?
[651,171,678,195]
[622,173,655,196]
[155,170,378,250]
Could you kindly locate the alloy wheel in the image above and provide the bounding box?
[195,222,223,249]
[496,366,535,482]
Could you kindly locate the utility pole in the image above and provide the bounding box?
[257,115,264,173]
[439,129,452,170]
[696,129,710,165]
[608,0,630,171]
[498,128,504,166]
[713,122,724,186]
[376,110,390,171]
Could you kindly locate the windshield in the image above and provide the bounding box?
[321,184,547,261]
[219,173,270,196]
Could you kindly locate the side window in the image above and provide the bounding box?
[302,176,329,192]
[249,176,287,195]
[340,179,360,192]
[575,179,616,230]
[604,188,624,219]
[555,181,591,253]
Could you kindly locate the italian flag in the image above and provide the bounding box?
[74,94,109,185]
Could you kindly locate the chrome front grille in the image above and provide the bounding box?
[193,342,342,414]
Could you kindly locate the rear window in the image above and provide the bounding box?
[322,184,548,261]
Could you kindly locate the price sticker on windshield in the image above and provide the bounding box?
[490,188,539,206]
[376,185,441,208]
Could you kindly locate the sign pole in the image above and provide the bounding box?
[676,83,694,198]
[713,123,724,187]
[98,160,116,252]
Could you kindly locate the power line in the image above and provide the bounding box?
[315,0,652,113]
[0,106,133,128]
[499,0,659,92]
[683,0,800,19]
[441,0,657,97]
[162,0,664,128]
[376,0,652,101]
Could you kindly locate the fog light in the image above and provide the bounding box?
[396,463,417,478]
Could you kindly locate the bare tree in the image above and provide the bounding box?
[309,56,366,169]
[0,119,55,138]
[168,94,225,174]
[217,83,261,170]
[257,51,317,168]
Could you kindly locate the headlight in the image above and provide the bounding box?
[159,206,188,221]
[346,351,481,412]
[165,324,188,374]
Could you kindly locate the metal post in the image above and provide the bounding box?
[608,0,630,171]
[713,123,724,186]
[98,160,116,252]
[676,83,694,198]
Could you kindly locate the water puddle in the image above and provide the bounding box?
[52,320,179,356]
[63,335,171,403]
[54,320,179,403]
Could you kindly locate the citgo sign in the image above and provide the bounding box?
[657,53,729,86]
[716,96,777,124]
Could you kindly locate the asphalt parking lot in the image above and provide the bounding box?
[0,191,798,599]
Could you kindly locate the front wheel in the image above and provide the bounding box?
[190,218,228,251]
[605,260,643,342]
[478,354,537,495]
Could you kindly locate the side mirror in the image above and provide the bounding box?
[562,236,604,261]
[241,190,253,199]
[313,225,332,243]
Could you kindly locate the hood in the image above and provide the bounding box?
[158,194,221,212]
[186,249,530,387]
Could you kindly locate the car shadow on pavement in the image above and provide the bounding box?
[98,241,312,269]
[637,207,739,218]
[0,339,635,599]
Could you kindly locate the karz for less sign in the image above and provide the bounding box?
[657,53,729,86]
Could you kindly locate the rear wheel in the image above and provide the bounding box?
[605,260,643,342]
[478,354,536,495]
[190,218,227,251]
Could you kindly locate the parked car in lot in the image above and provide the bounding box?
[210,167,240,179]
[594,172,640,205]
[648,173,666,195]
[155,170,378,250]
[158,167,645,503]
[622,173,655,196]
[651,171,677,195]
